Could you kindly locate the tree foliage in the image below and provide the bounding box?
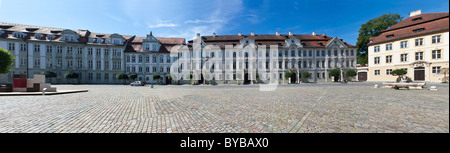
[116,72,128,80]
[42,71,57,78]
[345,69,357,77]
[64,71,79,78]
[284,71,292,79]
[301,71,310,79]
[152,74,161,80]
[0,48,15,74]
[391,69,407,76]
[329,68,341,82]
[356,13,403,65]
[128,73,137,80]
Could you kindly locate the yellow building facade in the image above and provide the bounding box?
[368,10,449,82]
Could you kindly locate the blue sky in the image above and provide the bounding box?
[0,0,448,45]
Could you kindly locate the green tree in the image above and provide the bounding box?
[301,71,310,82]
[65,71,79,84]
[356,13,403,65]
[42,71,57,83]
[392,69,408,82]
[116,72,128,84]
[284,71,293,84]
[329,68,341,82]
[152,74,161,83]
[0,48,15,74]
[345,69,357,78]
[128,73,137,81]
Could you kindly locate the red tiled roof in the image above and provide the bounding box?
[187,34,354,48]
[369,12,449,45]
[124,36,185,53]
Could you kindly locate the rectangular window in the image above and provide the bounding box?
[385,44,392,51]
[432,35,441,44]
[309,50,313,57]
[374,57,380,64]
[401,54,408,62]
[88,48,93,55]
[386,55,392,63]
[415,38,423,46]
[96,48,101,56]
[96,73,102,80]
[432,66,441,73]
[88,60,93,69]
[8,42,15,51]
[321,50,325,56]
[96,60,101,69]
[375,70,380,75]
[432,50,441,59]
[77,59,82,68]
[386,69,393,75]
[316,51,320,57]
[138,56,143,63]
[67,46,73,55]
[77,47,82,55]
[374,46,380,52]
[415,52,423,61]
[291,51,295,57]
[400,41,408,48]
[34,58,40,66]
[46,45,53,53]
[34,44,40,52]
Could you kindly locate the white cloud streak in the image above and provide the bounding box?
[148,23,179,28]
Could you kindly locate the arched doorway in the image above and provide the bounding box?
[414,67,425,81]
[290,72,297,83]
[244,73,250,84]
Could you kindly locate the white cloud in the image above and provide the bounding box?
[148,23,179,28]
[184,19,225,24]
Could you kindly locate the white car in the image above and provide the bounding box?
[130,81,144,86]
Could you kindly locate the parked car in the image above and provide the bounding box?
[130,81,144,86]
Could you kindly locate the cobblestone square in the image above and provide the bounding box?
[0,83,448,133]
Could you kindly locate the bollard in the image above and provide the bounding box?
[151,83,154,88]
[42,88,47,95]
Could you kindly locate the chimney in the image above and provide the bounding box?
[289,31,293,36]
[312,31,316,36]
[409,9,422,17]
[251,31,255,36]
[238,32,242,36]
[197,33,201,38]
[213,32,216,37]
[276,31,280,36]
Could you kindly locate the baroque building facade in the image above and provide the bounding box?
[0,22,185,84]
[174,31,357,84]
[367,10,449,82]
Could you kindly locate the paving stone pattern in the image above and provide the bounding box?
[0,83,448,133]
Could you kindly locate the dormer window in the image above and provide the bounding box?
[291,40,294,43]
[47,34,55,40]
[97,38,102,43]
[106,39,110,44]
[386,34,394,38]
[145,44,150,51]
[114,39,121,45]
[152,44,157,51]
[89,38,94,43]
[13,32,26,38]
[0,30,4,36]
[412,17,422,22]
[34,34,42,39]
[413,28,424,33]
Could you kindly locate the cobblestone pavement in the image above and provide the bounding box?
[0,83,448,133]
